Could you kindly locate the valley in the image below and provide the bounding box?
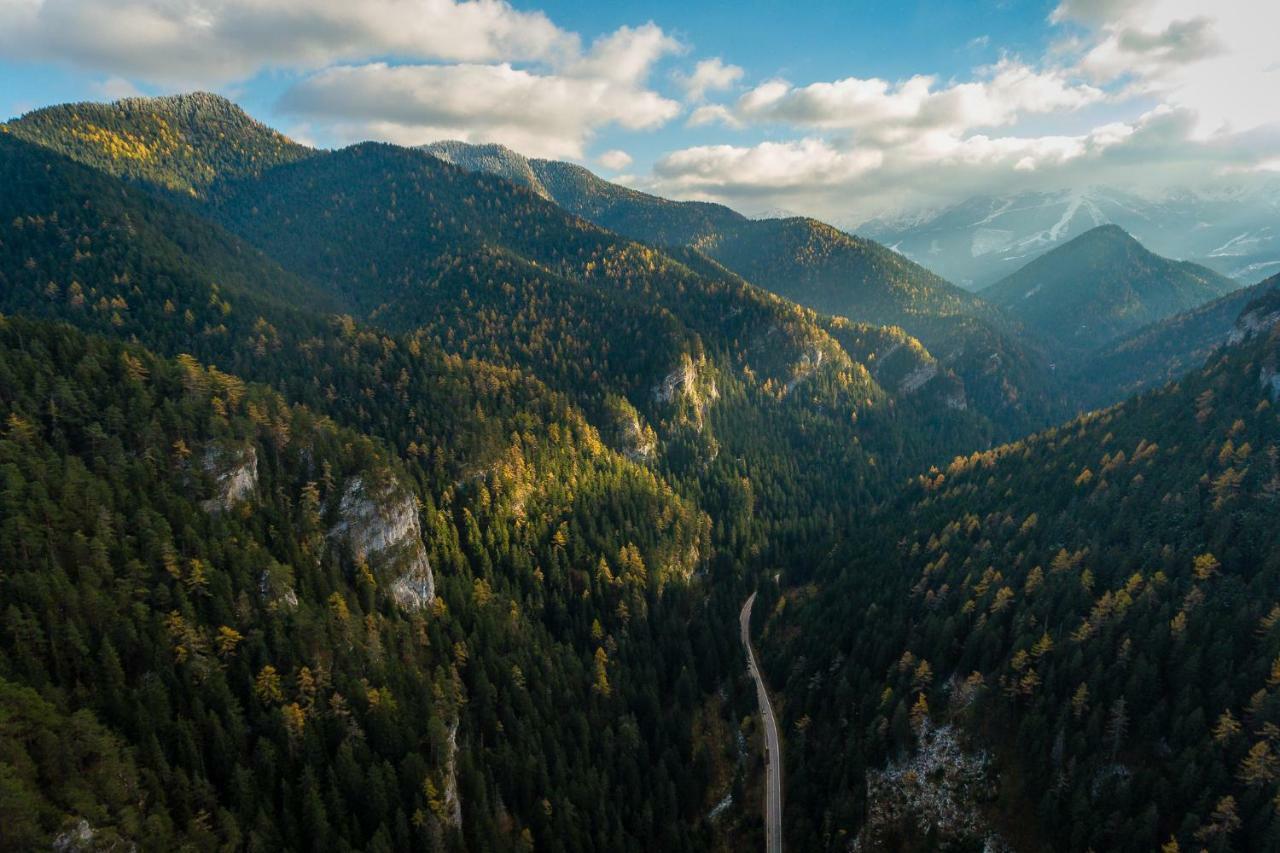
[0,89,1277,853]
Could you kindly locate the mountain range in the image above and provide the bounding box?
[862,185,1280,290]
[981,224,1238,356]
[1,92,1278,853]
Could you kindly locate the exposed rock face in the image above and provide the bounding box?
[653,353,718,429]
[330,475,435,610]
[52,819,95,853]
[1228,302,1280,345]
[783,343,826,396]
[443,720,463,828]
[898,362,939,395]
[866,338,971,410]
[1230,291,1280,400]
[853,722,1006,852]
[201,443,257,512]
[259,566,299,611]
[618,411,656,463]
[1261,356,1280,401]
[606,395,657,463]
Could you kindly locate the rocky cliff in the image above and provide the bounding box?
[330,474,435,610]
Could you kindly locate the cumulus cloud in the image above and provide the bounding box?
[0,0,577,85]
[687,104,741,128]
[1062,0,1280,136]
[702,61,1104,142]
[1050,0,1148,25]
[279,60,679,158]
[1077,16,1223,85]
[597,149,634,170]
[675,58,744,102]
[90,76,144,100]
[655,139,883,194]
[275,18,682,157]
[648,104,1272,222]
[646,0,1279,222]
[567,23,680,86]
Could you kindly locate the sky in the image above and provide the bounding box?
[1,0,1277,223]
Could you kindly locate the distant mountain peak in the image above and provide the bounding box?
[1073,222,1139,245]
[983,224,1238,355]
[862,185,1280,288]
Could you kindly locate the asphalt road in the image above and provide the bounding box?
[740,593,782,853]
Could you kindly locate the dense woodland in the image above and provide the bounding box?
[768,286,1280,851]
[1,93,1278,852]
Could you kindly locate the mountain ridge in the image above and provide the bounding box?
[982,224,1238,356]
[423,138,1065,434]
[862,185,1280,288]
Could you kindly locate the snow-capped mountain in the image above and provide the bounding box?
[859,185,1280,290]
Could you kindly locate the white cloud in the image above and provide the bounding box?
[568,23,680,86]
[1050,0,1148,25]
[597,149,633,170]
[675,58,744,102]
[648,1,1280,223]
[0,2,690,161]
[0,0,577,85]
[648,104,1264,222]
[687,104,741,128]
[279,61,679,158]
[89,76,144,100]
[1061,0,1280,137]
[715,61,1103,141]
[654,139,883,194]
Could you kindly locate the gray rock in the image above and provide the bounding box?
[330,475,435,610]
[200,443,257,513]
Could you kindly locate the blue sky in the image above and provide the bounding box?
[2,0,1276,221]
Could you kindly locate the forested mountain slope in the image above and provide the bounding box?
[10,88,1276,853]
[424,140,555,201]
[1071,272,1280,408]
[0,129,757,852]
[984,225,1238,356]
[3,92,311,196]
[427,141,1064,433]
[764,286,1280,851]
[0,91,1017,852]
[0,315,733,851]
[207,142,859,408]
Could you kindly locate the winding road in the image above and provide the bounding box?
[740,593,782,853]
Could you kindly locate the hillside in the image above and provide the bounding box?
[1072,272,1280,408]
[428,141,1062,433]
[0,98,1019,850]
[9,86,1279,853]
[0,132,763,851]
[3,92,311,195]
[764,286,1280,851]
[982,225,1238,355]
[421,140,555,201]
